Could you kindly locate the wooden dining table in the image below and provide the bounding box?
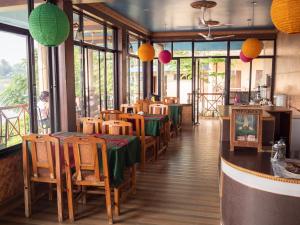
[168,104,183,133]
[52,132,141,187]
[142,114,169,157]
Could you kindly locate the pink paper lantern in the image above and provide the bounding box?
[240,51,253,63]
[158,50,172,64]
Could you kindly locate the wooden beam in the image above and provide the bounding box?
[75,3,151,37]
[151,29,278,41]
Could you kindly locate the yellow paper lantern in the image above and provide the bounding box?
[241,38,263,59]
[271,0,300,34]
[138,43,155,62]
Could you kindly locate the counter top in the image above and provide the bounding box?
[218,105,291,120]
[220,141,300,184]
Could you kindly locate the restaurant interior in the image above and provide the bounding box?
[0,0,300,225]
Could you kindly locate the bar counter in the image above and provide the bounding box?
[220,142,300,225]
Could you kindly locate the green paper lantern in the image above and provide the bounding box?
[29,2,70,47]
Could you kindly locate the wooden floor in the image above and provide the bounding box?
[0,119,220,225]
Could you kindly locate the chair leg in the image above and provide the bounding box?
[65,170,75,222]
[49,184,53,201]
[24,180,31,218]
[56,182,63,222]
[141,146,146,171]
[82,186,87,204]
[131,165,136,195]
[114,188,120,216]
[104,184,113,224]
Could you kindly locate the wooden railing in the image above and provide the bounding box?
[197,93,224,117]
[0,104,30,145]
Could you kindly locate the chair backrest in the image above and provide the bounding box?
[149,104,168,115]
[102,120,133,135]
[63,136,109,186]
[163,97,179,104]
[100,110,122,121]
[120,104,140,114]
[22,134,61,182]
[136,100,152,113]
[81,118,102,134]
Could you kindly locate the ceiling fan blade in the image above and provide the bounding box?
[212,35,235,40]
[198,33,208,38]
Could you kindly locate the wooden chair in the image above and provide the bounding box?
[149,104,168,115]
[149,104,170,147]
[136,99,152,113]
[102,120,133,135]
[120,104,140,114]
[100,110,122,121]
[120,114,156,169]
[22,134,63,222]
[163,97,179,104]
[63,136,113,224]
[82,118,102,134]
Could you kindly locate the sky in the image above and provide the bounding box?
[0,31,27,65]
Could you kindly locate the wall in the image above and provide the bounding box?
[275,32,300,115]
[0,149,23,215]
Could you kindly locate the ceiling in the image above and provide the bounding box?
[99,0,274,32]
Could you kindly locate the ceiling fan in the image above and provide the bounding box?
[198,26,235,40]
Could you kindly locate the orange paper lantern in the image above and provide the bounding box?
[138,43,155,62]
[271,0,300,34]
[241,38,263,59]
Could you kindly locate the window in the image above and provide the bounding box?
[106,26,115,49]
[230,59,251,104]
[127,34,144,103]
[251,58,273,100]
[83,17,104,47]
[34,41,51,134]
[173,42,192,57]
[194,42,227,57]
[179,58,192,103]
[0,31,29,147]
[73,12,117,117]
[154,42,171,58]
[106,52,115,109]
[0,0,28,29]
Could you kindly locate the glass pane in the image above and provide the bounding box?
[230,59,250,104]
[100,51,105,110]
[73,13,81,42]
[154,42,171,58]
[173,42,192,57]
[107,27,115,49]
[83,17,104,47]
[194,42,227,57]
[0,31,29,148]
[128,57,139,103]
[86,49,100,117]
[260,41,274,56]
[230,41,243,56]
[179,58,192,103]
[34,41,51,134]
[106,52,114,109]
[74,45,84,118]
[140,61,144,99]
[231,40,275,56]
[163,60,177,99]
[0,0,28,29]
[198,58,225,117]
[251,58,273,101]
[152,59,159,95]
[128,35,139,55]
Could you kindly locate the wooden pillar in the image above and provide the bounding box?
[118,28,127,105]
[57,0,76,131]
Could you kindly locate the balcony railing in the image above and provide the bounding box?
[0,104,30,148]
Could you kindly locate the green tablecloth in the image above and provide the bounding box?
[168,104,183,126]
[53,132,140,187]
[143,114,169,136]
